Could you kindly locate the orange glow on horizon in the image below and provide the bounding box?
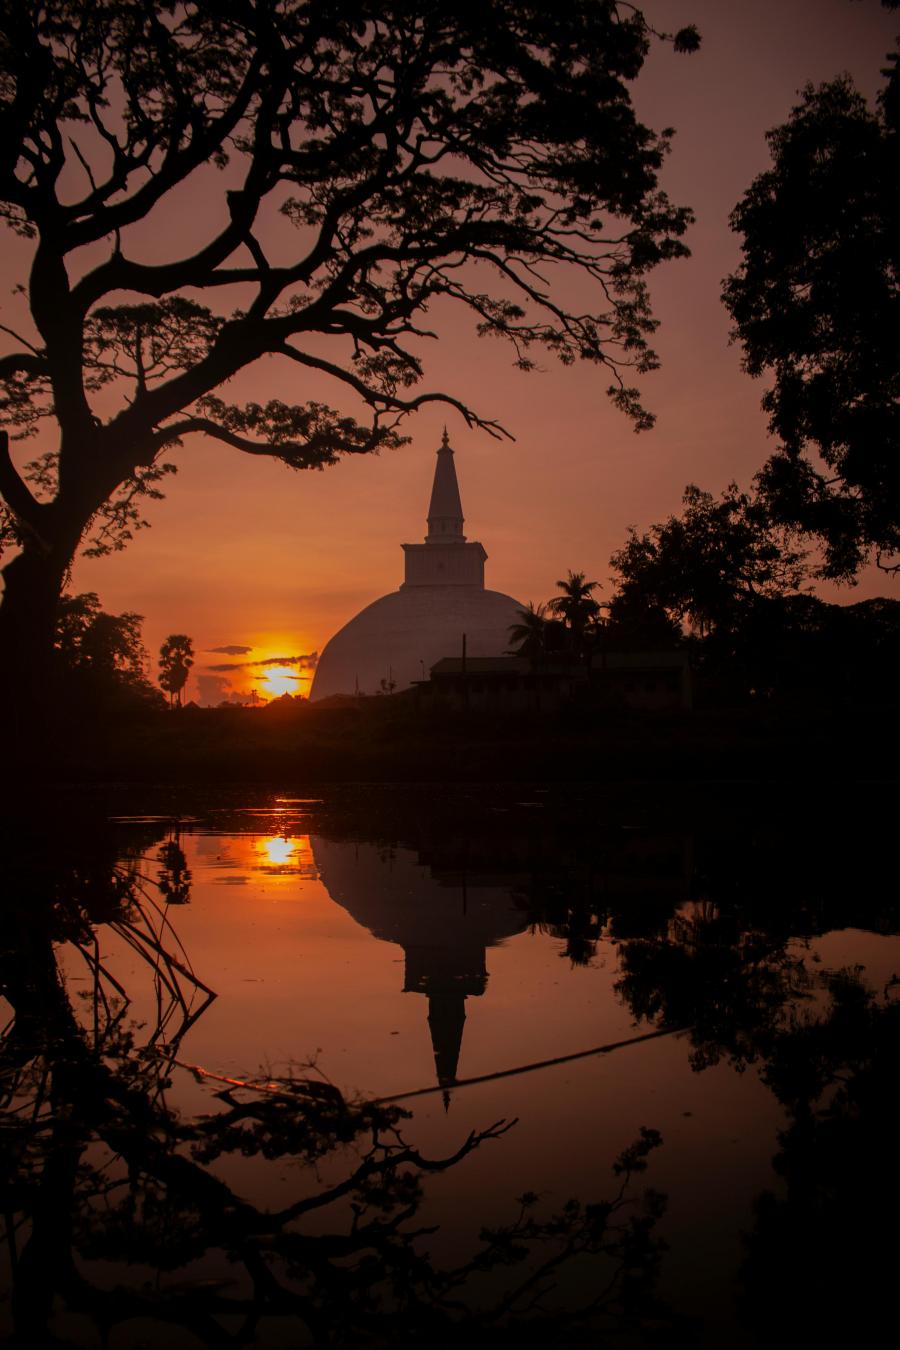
[258,665,302,699]
[193,634,315,704]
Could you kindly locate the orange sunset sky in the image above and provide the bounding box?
[3,0,898,702]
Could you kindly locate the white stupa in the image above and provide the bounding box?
[310,431,524,699]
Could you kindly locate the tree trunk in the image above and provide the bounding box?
[4,920,89,1341]
[0,545,70,759]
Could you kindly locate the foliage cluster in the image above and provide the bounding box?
[724,32,900,575]
[53,590,164,713]
[508,571,602,663]
[511,471,899,707]
[609,484,808,637]
[606,481,900,701]
[507,568,680,666]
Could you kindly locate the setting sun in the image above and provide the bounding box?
[258,666,301,699]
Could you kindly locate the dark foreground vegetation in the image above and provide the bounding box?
[39,690,897,788]
[28,584,898,785]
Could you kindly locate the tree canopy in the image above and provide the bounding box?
[723,42,899,577]
[547,570,602,638]
[508,576,603,665]
[507,601,552,662]
[53,590,163,710]
[0,0,700,720]
[56,592,146,677]
[608,483,808,636]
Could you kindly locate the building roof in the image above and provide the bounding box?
[430,656,530,675]
[602,650,690,669]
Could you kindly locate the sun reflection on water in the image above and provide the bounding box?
[261,836,297,867]
[252,834,318,880]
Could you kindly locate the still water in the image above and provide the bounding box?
[2,788,897,1347]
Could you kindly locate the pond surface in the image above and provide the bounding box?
[1,787,897,1347]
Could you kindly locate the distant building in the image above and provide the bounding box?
[599,650,692,711]
[310,431,524,700]
[422,656,582,712]
[418,650,692,712]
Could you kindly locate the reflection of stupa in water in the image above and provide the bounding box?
[311,838,527,1100]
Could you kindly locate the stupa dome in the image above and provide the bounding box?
[310,431,523,699]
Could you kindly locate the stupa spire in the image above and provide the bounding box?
[427,989,467,1107]
[426,429,465,542]
[401,432,486,587]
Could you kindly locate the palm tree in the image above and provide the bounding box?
[507,603,550,663]
[547,571,601,658]
[159,634,194,708]
[508,602,553,712]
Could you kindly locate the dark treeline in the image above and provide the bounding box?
[30,487,900,783]
[33,587,898,785]
[34,683,898,785]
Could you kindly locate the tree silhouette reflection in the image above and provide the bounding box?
[0,820,672,1348]
[738,973,900,1343]
[499,800,899,1340]
[597,846,900,1341]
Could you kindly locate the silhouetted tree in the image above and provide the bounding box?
[56,592,142,671]
[604,589,682,651]
[606,862,900,1342]
[0,1,700,726]
[159,633,195,709]
[547,570,602,657]
[54,591,162,712]
[723,41,900,577]
[507,602,552,663]
[609,484,807,638]
[739,975,900,1344]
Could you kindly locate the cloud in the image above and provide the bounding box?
[258,652,318,669]
[207,644,253,655]
[205,652,318,673]
[196,674,234,705]
[197,674,260,706]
